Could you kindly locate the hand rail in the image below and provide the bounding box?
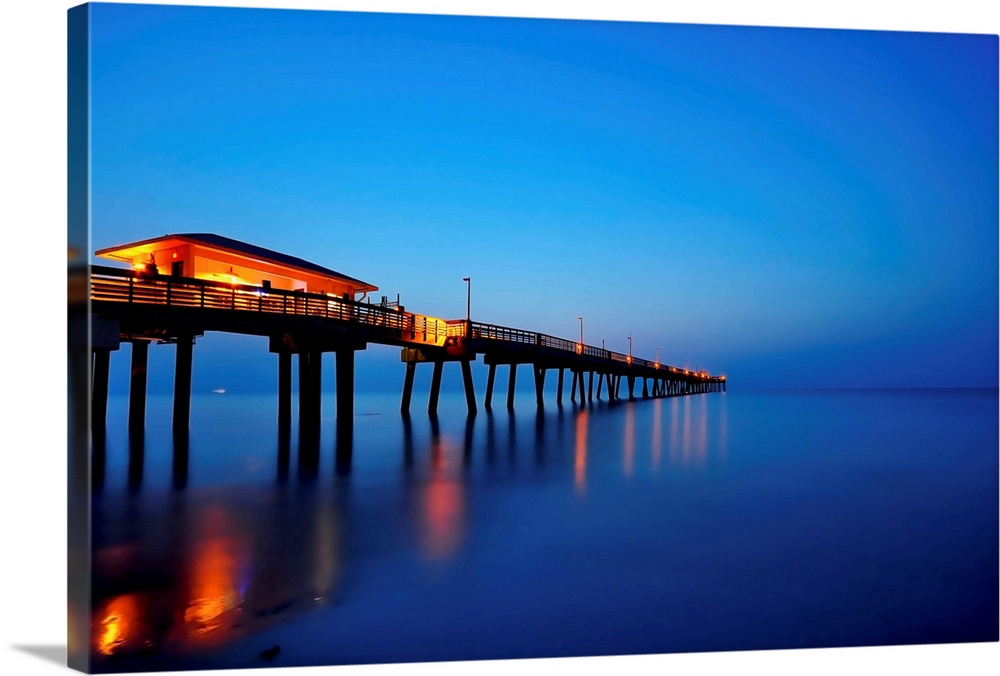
[467,320,721,380]
[89,265,724,380]
[90,266,447,345]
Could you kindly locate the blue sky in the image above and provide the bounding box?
[85,2,998,392]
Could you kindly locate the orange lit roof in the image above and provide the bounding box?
[95,233,378,293]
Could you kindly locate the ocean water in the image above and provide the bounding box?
[87,387,998,672]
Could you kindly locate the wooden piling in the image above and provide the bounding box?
[462,359,477,414]
[336,348,354,423]
[485,363,497,410]
[428,360,444,416]
[172,335,194,434]
[298,350,322,434]
[401,361,416,414]
[278,351,292,433]
[507,363,517,409]
[127,340,149,439]
[534,366,545,408]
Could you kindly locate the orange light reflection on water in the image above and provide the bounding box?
[182,507,247,642]
[574,409,589,495]
[668,396,714,469]
[624,404,635,479]
[95,594,141,656]
[697,396,708,468]
[670,398,680,466]
[311,505,340,602]
[420,435,466,561]
[652,397,662,472]
[683,396,691,465]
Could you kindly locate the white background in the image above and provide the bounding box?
[1,1,997,675]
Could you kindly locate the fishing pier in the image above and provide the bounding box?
[88,234,726,450]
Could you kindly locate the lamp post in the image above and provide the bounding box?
[462,277,471,322]
[628,334,632,358]
[578,316,584,347]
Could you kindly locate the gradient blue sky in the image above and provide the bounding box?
[85,2,998,392]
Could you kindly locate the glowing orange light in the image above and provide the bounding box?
[423,478,463,560]
[624,405,635,478]
[96,594,141,656]
[420,437,465,561]
[184,535,243,638]
[133,262,146,271]
[182,508,246,642]
[576,343,582,354]
[172,252,178,259]
[574,410,588,494]
[626,355,632,365]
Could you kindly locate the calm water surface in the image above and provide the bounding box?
[87,388,999,671]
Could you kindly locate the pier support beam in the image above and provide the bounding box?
[428,360,444,416]
[587,371,594,402]
[401,361,416,414]
[336,348,355,425]
[461,359,477,414]
[569,370,578,402]
[298,350,322,436]
[596,373,604,400]
[172,335,194,435]
[278,351,292,434]
[507,364,517,410]
[534,366,546,408]
[403,347,481,417]
[128,340,149,439]
[335,348,355,474]
[642,378,649,399]
[556,368,565,406]
[577,368,586,402]
[485,363,497,411]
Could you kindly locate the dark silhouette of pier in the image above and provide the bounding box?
[89,264,726,451]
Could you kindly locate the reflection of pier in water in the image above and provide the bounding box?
[94,392,729,491]
[88,397,728,666]
[90,483,345,666]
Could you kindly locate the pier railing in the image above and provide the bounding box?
[90,266,723,381]
[467,320,717,380]
[90,266,452,345]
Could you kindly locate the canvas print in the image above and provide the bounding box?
[68,2,998,673]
